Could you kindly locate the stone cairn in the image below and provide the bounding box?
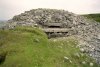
[3,8,100,64]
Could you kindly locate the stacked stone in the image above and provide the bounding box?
[5,8,100,64]
[8,8,76,28]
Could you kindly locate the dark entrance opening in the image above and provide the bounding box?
[48,26,61,28]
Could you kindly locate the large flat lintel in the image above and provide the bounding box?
[42,28,70,33]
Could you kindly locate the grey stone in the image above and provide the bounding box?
[90,62,94,67]
[82,61,86,65]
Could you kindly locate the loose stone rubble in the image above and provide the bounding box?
[3,8,100,64]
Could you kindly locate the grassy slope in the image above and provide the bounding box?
[0,26,99,67]
[82,13,100,22]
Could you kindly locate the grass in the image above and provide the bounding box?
[0,26,99,67]
[82,13,100,22]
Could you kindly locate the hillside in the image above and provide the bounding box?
[0,21,6,28]
[0,8,100,66]
[82,13,100,22]
[0,26,99,67]
[4,8,100,64]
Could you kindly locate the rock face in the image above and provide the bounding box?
[4,8,100,64]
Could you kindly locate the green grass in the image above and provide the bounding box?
[82,13,100,22]
[0,26,99,67]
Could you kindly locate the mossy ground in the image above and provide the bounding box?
[0,26,99,67]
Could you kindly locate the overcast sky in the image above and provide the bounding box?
[0,0,100,20]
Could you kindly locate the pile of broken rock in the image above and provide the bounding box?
[3,8,100,64]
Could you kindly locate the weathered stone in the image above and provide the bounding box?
[82,61,86,65]
[80,48,85,53]
[90,62,94,67]
[74,53,80,58]
[64,56,69,60]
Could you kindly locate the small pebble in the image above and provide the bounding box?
[53,39,57,42]
[69,60,72,63]
[82,61,86,64]
[90,62,93,66]
[64,56,69,60]
[74,53,80,57]
[80,48,85,52]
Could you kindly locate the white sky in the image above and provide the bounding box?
[0,0,100,20]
